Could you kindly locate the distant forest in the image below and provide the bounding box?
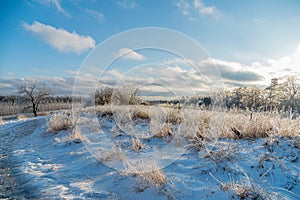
[1,76,300,117]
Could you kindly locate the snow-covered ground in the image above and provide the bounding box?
[0,116,299,199]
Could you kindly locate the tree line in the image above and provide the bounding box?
[1,77,300,117]
[210,76,300,114]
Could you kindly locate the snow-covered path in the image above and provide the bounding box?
[0,117,119,199]
[0,118,44,199]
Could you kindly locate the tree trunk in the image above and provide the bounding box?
[32,102,37,117]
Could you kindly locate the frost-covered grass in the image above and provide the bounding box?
[122,160,167,188]
[1,105,300,199]
[95,105,300,139]
[47,111,73,133]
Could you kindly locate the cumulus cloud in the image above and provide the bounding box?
[162,43,300,88]
[116,48,145,60]
[164,57,264,83]
[267,44,300,72]
[201,58,264,82]
[248,43,300,81]
[173,0,218,20]
[23,21,95,54]
[2,44,300,97]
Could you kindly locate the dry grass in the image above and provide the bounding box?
[204,141,239,164]
[47,111,73,133]
[94,105,300,140]
[123,160,167,188]
[198,110,299,140]
[132,137,144,152]
[17,114,27,120]
[223,181,277,200]
[133,106,150,119]
[37,111,50,116]
[150,107,176,138]
[97,146,125,162]
[60,129,90,143]
[210,172,280,200]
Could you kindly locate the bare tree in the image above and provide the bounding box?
[17,81,54,116]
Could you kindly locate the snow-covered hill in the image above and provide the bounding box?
[0,116,299,199]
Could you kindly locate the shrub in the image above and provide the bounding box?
[123,160,167,188]
[47,111,73,133]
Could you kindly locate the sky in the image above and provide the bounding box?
[0,0,300,97]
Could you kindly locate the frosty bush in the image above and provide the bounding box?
[47,111,73,133]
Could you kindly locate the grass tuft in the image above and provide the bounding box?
[132,137,144,152]
[17,114,26,120]
[123,160,167,188]
[204,141,239,164]
[47,111,73,133]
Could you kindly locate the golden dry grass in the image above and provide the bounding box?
[17,115,26,120]
[95,105,300,140]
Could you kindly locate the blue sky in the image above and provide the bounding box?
[0,0,300,96]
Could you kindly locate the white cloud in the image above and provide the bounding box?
[49,0,70,16]
[173,0,193,20]
[2,44,300,96]
[116,48,145,60]
[251,43,300,80]
[23,21,95,54]
[267,44,300,71]
[34,0,70,17]
[85,8,104,22]
[117,0,136,9]
[173,0,218,20]
[193,0,217,16]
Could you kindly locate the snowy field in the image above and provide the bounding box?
[0,114,300,199]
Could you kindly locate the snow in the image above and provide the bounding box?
[0,116,300,199]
